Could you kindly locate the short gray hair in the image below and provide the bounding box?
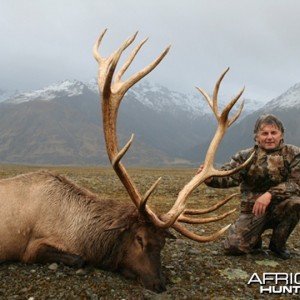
[253,114,285,138]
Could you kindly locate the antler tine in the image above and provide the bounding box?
[94,30,138,99]
[178,208,236,224]
[196,67,234,122]
[139,177,162,212]
[93,29,107,63]
[115,38,148,83]
[93,28,133,71]
[177,194,237,232]
[212,67,230,118]
[121,45,170,95]
[227,95,244,127]
[172,222,232,242]
[184,193,239,215]
[94,30,170,210]
[106,33,139,92]
[111,134,134,168]
[220,87,245,127]
[196,87,216,118]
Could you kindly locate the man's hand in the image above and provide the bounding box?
[252,192,272,216]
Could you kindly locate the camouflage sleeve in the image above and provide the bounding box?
[268,147,300,200]
[206,148,254,189]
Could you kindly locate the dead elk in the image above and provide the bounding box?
[0,30,252,293]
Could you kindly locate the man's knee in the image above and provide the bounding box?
[224,243,246,256]
[223,236,248,255]
[275,196,300,221]
[279,196,300,211]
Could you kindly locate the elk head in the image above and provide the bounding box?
[93,29,253,292]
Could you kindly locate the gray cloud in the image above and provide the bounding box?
[1,0,300,103]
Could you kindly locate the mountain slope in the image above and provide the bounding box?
[188,83,300,163]
[0,80,216,166]
[1,79,295,167]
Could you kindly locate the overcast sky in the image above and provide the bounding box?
[1,0,300,104]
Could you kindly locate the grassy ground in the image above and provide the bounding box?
[1,165,300,299]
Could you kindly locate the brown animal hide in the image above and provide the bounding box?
[0,170,172,292]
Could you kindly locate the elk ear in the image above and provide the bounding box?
[164,229,176,240]
[105,219,128,232]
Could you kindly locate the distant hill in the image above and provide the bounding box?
[1,79,297,167]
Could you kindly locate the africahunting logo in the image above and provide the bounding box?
[248,273,300,294]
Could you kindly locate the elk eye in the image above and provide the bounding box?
[136,236,144,249]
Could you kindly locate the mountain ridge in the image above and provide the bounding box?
[0,79,298,166]
[2,79,263,116]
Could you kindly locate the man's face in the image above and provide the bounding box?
[255,124,283,150]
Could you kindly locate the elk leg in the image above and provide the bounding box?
[35,244,85,268]
[23,240,85,268]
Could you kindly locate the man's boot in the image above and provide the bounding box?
[269,242,291,260]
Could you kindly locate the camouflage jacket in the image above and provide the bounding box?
[207,143,300,209]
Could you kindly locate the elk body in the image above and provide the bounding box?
[0,170,170,291]
[0,30,253,292]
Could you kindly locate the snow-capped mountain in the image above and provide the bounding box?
[263,83,300,110]
[0,78,297,166]
[3,80,89,104]
[3,79,264,118]
[127,81,263,118]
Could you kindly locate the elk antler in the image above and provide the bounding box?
[154,68,255,241]
[93,30,253,242]
[93,29,170,210]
